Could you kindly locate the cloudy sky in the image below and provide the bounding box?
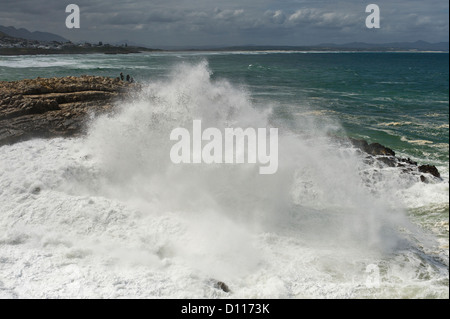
[0,0,448,47]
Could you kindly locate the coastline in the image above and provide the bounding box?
[0,75,137,145]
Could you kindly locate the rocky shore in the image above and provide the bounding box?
[344,137,442,183]
[0,75,136,146]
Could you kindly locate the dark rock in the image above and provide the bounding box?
[420,175,428,183]
[377,156,396,167]
[365,143,395,156]
[29,99,61,114]
[418,165,441,178]
[399,158,418,166]
[348,138,369,151]
[215,281,230,293]
[348,138,395,156]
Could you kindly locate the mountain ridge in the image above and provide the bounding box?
[0,25,68,42]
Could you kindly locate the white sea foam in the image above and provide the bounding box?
[400,136,434,145]
[0,56,155,70]
[0,57,76,68]
[381,121,413,127]
[0,62,448,298]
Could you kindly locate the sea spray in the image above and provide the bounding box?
[82,62,411,270]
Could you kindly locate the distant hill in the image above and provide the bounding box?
[211,41,449,52]
[0,26,68,42]
[318,41,449,51]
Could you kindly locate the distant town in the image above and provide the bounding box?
[0,36,155,55]
[0,26,159,55]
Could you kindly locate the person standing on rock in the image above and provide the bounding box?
[120,73,124,81]
[126,74,130,82]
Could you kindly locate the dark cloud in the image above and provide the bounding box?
[0,0,448,47]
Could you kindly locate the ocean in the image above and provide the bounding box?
[0,52,448,298]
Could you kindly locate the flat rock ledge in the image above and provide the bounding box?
[0,75,137,146]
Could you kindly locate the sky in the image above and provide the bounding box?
[0,0,448,48]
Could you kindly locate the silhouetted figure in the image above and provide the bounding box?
[130,77,134,83]
[126,74,130,82]
[120,72,124,81]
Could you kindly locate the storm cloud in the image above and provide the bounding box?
[0,0,448,47]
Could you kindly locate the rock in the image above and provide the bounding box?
[365,143,395,156]
[0,76,138,147]
[418,165,441,178]
[399,158,418,166]
[376,156,396,167]
[348,138,395,156]
[341,136,441,181]
[348,138,369,151]
[215,281,230,293]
